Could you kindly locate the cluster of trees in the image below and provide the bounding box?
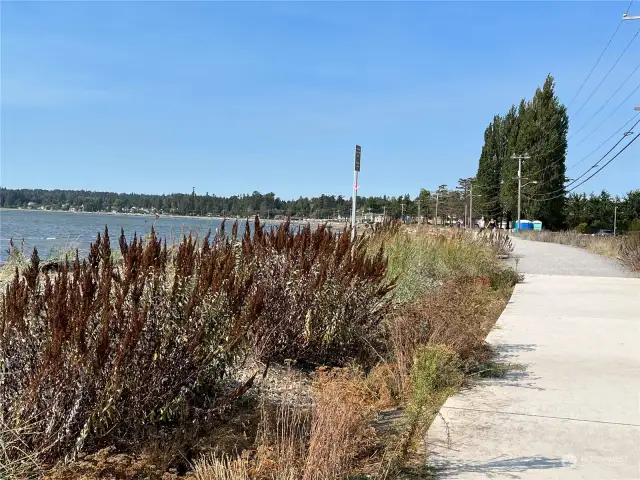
[0,187,413,220]
[474,75,569,229]
[0,185,479,223]
[565,190,640,232]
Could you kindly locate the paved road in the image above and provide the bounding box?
[506,237,634,278]
[428,239,640,479]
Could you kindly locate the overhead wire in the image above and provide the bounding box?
[566,17,625,109]
[571,81,640,148]
[523,132,639,202]
[571,27,640,118]
[626,0,635,15]
[527,117,639,198]
[568,111,640,170]
[569,59,640,138]
[521,109,640,186]
[504,16,640,181]
[475,5,638,207]
[524,75,640,167]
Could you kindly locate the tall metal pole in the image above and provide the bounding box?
[517,156,522,232]
[417,199,421,224]
[469,183,473,228]
[401,201,405,219]
[464,203,468,228]
[614,205,618,236]
[351,169,358,239]
[351,145,361,240]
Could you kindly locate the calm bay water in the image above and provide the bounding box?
[0,209,235,262]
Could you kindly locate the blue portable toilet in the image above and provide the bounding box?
[514,220,534,231]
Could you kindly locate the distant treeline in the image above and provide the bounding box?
[2,187,638,230]
[0,187,429,219]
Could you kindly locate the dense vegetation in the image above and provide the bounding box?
[1,186,481,224]
[1,222,518,478]
[0,220,394,466]
[565,189,640,232]
[474,75,569,229]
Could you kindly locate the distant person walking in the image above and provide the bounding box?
[488,218,497,230]
[478,216,486,233]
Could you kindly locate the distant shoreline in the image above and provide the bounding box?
[0,207,348,228]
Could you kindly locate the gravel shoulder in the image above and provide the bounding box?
[505,237,635,278]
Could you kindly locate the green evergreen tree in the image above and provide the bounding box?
[521,75,568,228]
[475,116,503,221]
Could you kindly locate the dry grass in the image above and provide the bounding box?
[1,420,42,479]
[303,368,377,480]
[192,368,377,480]
[386,276,508,396]
[370,227,518,304]
[620,232,640,272]
[193,453,253,480]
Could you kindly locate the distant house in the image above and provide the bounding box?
[27,201,38,208]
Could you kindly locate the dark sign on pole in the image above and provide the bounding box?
[354,145,361,172]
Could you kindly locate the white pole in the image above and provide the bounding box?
[517,156,522,232]
[464,203,467,228]
[351,169,358,240]
[614,205,617,236]
[469,183,473,228]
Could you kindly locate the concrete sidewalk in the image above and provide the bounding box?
[427,274,640,479]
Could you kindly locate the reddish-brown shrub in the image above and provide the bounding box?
[247,220,395,366]
[0,218,394,466]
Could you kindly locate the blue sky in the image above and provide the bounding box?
[1,1,639,199]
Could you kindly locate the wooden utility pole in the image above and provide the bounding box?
[512,153,531,231]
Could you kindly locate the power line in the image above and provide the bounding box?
[569,59,640,138]
[513,77,638,179]
[521,26,640,166]
[572,81,640,147]
[524,132,639,202]
[522,116,639,200]
[572,27,640,118]
[626,0,635,15]
[516,110,639,187]
[532,118,639,197]
[568,111,640,170]
[567,19,624,109]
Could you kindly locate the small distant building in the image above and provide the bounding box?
[532,220,543,231]
[27,201,38,208]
